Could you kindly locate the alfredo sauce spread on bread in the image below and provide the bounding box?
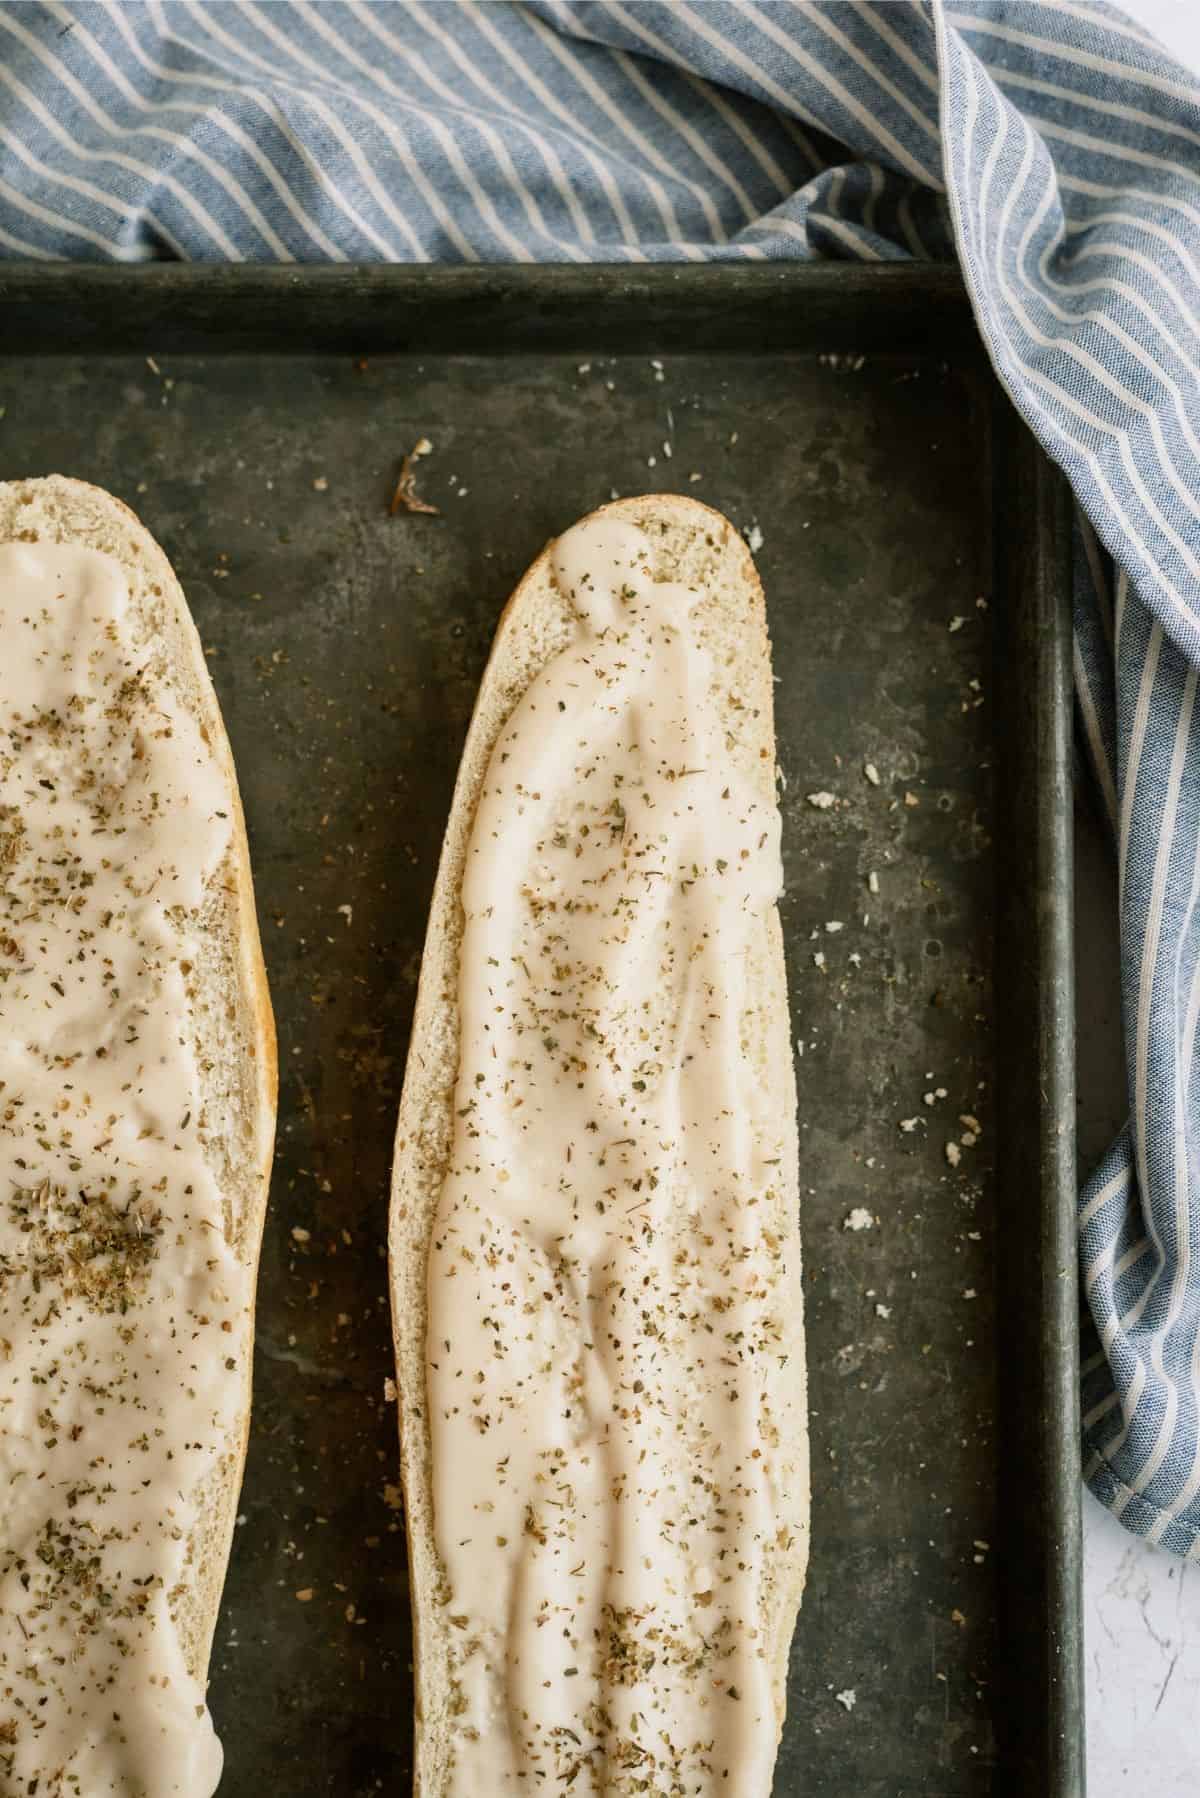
[0,541,246,1793]
[427,516,804,1792]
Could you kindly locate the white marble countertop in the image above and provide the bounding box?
[1085,1493,1200,1792]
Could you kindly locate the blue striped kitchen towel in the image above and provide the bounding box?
[2,0,1199,1554]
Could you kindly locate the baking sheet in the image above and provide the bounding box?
[0,265,1081,1798]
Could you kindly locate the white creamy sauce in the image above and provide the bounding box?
[0,541,243,1795]
[427,517,803,1794]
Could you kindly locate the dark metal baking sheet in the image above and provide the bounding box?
[0,264,1080,1798]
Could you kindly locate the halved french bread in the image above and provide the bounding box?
[390,495,808,1796]
[0,477,276,1795]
